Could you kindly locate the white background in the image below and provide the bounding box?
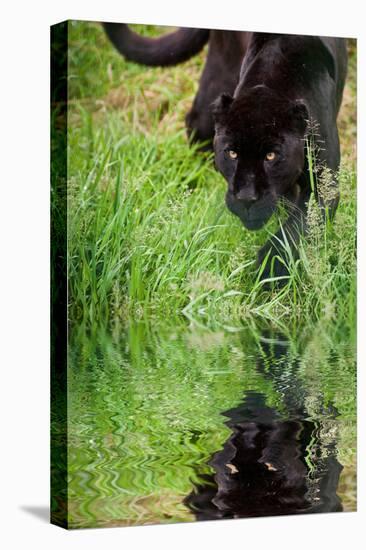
[0,0,363,548]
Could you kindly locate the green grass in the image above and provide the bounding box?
[66,21,356,329]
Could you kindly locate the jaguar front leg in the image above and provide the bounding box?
[257,187,310,285]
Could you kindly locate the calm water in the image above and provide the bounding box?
[65,320,356,528]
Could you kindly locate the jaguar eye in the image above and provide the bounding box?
[228,150,238,160]
[265,151,276,161]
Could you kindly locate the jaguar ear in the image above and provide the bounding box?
[289,99,309,134]
[211,93,234,123]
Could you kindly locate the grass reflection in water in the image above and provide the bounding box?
[65,319,356,528]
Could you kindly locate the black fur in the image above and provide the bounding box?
[104,26,348,281]
[212,34,348,280]
[185,31,251,145]
[103,23,209,67]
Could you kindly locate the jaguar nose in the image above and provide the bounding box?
[234,188,259,203]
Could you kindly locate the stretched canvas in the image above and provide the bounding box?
[51,20,357,529]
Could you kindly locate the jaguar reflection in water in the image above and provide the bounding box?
[185,334,343,519]
[65,322,355,528]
